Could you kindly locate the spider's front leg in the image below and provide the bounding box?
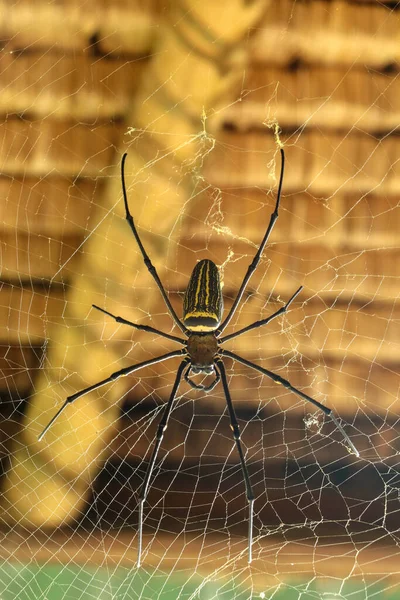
[218,285,303,345]
[216,148,285,335]
[120,153,188,335]
[137,358,189,567]
[92,304,186,345]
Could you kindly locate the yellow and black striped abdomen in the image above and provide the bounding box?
[183,259,223,331]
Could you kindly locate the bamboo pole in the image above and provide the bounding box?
[4,0,268,528]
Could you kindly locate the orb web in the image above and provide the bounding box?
[1,1,400,599]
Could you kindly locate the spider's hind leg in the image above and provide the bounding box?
[221,348,359,458]
[215,358,255,563]
[137,358,189,567]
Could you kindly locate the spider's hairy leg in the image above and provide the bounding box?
[92,304,186,345]
[219,285,303,344]
[217,148,285,335]
[120,154,187,335]
[215,358,255,564]
[221,349,359,458]
[137,358,189,568]
[38,349,185,441]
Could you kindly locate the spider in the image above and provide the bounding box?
[39,148,359,566]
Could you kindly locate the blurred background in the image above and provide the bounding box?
[1,1,400,598]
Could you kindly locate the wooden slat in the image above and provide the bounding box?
[0,176,96,235]
[0,284,66,343]
[253,1,400,68]
[112,401,366,465]
[0,232,84,281]
[186,188,343,245]
[1,0,397,70]
[0,118,120,176]
[0,53,144,120]
[174,238,400,301]
[186,188,400,249]
[3,177,398,288]
[204,130,399,196]
[342,192,400,247]
[0,0,156,55]
[225,63,400,133]
[0,344,43,395]
[77,206,399,306]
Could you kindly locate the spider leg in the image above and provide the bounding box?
[121,154,188,335]
[215,358,255,564]
[219,286,302,344]
[216,148,285,335]
[137,358,189,568]
[221,349,359,457]
[92,304,186,345]
[38,349,186,441]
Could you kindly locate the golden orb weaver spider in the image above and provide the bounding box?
[39,148,359,566]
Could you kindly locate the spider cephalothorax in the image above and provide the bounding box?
[185,331,220,391]
[39,148,358,567]
[186,331,219,368]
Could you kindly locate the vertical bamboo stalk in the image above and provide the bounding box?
[4,0,268,528]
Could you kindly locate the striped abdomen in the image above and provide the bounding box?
[183,259,223,331]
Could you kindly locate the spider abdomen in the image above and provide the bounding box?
[183,259,223,331]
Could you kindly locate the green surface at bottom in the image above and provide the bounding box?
[0,563,398,600]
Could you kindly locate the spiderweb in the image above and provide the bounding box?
[1,1,400,599]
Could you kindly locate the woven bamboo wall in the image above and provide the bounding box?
[1,0,400,575]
